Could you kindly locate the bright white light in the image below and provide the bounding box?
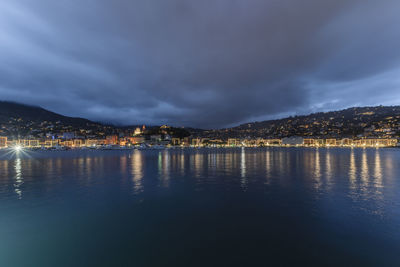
[14,145,23,152]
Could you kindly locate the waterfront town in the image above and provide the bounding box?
[1,103,400,150]
[0,124,398,150]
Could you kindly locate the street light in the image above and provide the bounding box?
[13,145,23,152]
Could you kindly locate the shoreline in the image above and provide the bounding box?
[0,145,398,152]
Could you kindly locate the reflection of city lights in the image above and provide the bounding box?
[361,150,369,184]
[240,148,247,191]
[349,150,356,189]
[14,158,23,199]
[315,149,321,180]
[374,151,382,186]
[326,151,332,181]
[131,150,144,194]
[241,148,246,178]
[265,149,271,182]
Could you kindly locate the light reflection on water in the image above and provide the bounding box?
[265,149,272,184]
[13,158,23,199]
[240,148,247,191]
[361,149,369,186]
[375,151,383,188]
[314,149,322,189]
[325,150,332,185]
[160,151,170,187]
[0,147,397,199]
[130,150,144,194]
[0,148,400,266]
[1,148,397,203]
[349,149,357,189]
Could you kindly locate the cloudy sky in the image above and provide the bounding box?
[1,0,400,128]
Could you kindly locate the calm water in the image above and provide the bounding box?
[1,148,400,266]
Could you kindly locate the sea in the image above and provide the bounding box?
[0,147,399,266]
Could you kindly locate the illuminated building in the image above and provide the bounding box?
[208,139,224,147]
[264,139,282,146]
[134,127,142,136]
[228,138,240,147]
[340,138,353,146]
[62,140,74,147]
[0,136,7,148]
[172,138,181,146]
[106,135,118,145]
[19,140,30,147]
[86,139,101,147]
[73,139,83,147]
[191,138,201,147]
[243,139,257,147]
[29,140,40,147]
[255,138,264,146]
[359,138,398,147]
[44,140,52,148]
[304,139,315,146]
[201,138,210,144]
[44,140,59,148]
[325,139,337,146]
[315,139,325,146]
[182,137,191,147]
[131,137,145,144]
[86,139,96,147]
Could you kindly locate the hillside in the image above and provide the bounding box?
[0,101,107,137]
[0,101,96,126]
[1,101,400,139]
[199,106,400,139]
[0,101,193,138]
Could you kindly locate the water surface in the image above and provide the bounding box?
[1,148,400,266]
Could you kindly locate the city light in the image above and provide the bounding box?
[0,143,30,158]
[13,144,23,152]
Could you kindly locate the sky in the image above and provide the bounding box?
[0,0,400,129]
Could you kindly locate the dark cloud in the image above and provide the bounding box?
[0,0,399,128]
